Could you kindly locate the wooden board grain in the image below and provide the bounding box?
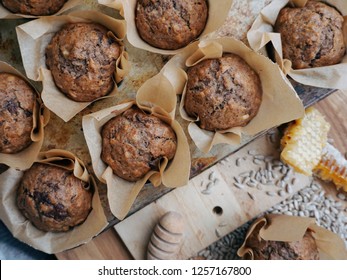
[56,229,132,260]
[114,132,311,260]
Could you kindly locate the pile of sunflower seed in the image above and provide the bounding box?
[194,180,347,260]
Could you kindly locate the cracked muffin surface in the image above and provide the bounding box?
[274,0,345,69]
[135,0,208,50]
[184,54,262,131]
[246,224,320,260]
[101,107,177,182]
[17,163,92,232]
[0,73,35,154]
[2,0,67,16]
[46,22,121,102]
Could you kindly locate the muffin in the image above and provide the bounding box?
[17,163,92,232]
[1,0,67,16]
[184,54,262,131]
[246,224,320,260]
[46,22,121,102]
[0,73,36,154]
[101,107,177,181]
[135,0,208,50]
[274,1,346,69]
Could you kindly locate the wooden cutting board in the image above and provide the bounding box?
[114,131,311,260]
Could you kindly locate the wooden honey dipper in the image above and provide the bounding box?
[147,211,185,260]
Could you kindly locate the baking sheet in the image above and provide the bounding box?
[0,0,336,226]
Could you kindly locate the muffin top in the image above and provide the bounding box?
[2,0,67,16]
[101,107,177,182]
[46,22,121,102]
[246,224,320,260]
[0,73,36,154]
[275,0,346,69]
[17,163,92,232]
[184,54,262,131]
[135,0,208,50]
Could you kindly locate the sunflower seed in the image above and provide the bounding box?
[254,155,265,160]
[278,190,286,197]
[234,183,244,189]
[234,176,241,184]
[209,171,216,181]
[236,158,242,167]
[239,171,250,177]
[247,192,255,200]
[202,189,211,195]
[266,191,275,197]
[243,176,250,184]
[206,181,214,189]
[281,166,288,174]
[286,184,293,194]
[253,158,263,165]
[247,182,257,188]
[337,193,346,200]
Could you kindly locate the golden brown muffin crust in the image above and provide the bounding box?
[46,22,121,102]
[0,73,35,154]
[275,1,346,69]
[1,0,67,16]
[135,0,208,50]
[17,163,93,232]
[101,107,177,182]
[184,54,262,131]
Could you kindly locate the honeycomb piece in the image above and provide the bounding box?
[280,108,330,176]
[314,143,347,192]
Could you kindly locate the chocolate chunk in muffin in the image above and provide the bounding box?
[17,163,92,232]
[1,0,67,16]
[0,73,36,154]
[246,223,320,260]
[101,107,177,182]
[184,54,262,131]
[274,0,346,69]
[135,0,208,50]
[46,22,121,102]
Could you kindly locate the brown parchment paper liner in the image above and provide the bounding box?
[15,10,131,122]
[82,77,190,220]
[0,61,50,170]
[0,0,83,19]
[121,0,234,55]
[98,0,124,16]
[0,149,108,254]
[157,37,304,153]
[247,0,347,90]
[237,214,347,260]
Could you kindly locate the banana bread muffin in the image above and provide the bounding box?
[274,1,346,69]
[135,0,208,50]
[101,107,177,182]
[246,224,320,260]
[1,0,67,16]
[46,22,121,102]
[184,54,262,131]
[0,73,35,154]
[17,163,92,232]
